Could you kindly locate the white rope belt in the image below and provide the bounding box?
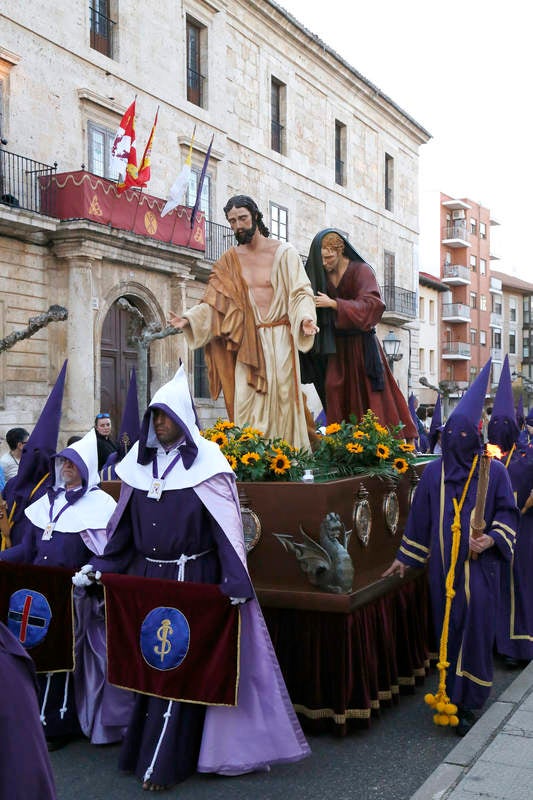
[145,548,213,583]
[142,546,213,783]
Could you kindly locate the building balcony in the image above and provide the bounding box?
[490,276,503,294]
[380,284,417,326]
[490,312,503,328]
[442,303,471,323]
[442,263,471,285]
[442,341,471,360]
[441,223,471,248]
[490,347,503,362]
[0,148,57,214]
[0,161,208,253]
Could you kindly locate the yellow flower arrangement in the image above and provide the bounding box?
[201,410,416,482]
[200,420,308,482]
[311,409,416,480]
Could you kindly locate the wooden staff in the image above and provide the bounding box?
[0,500,12,550]
[470,451,491,560]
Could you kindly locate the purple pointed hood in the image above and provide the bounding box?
[4,360,67,522]
[442,359,491,483]
[488,355,519,452]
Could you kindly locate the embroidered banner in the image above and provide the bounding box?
[0,561,74,672]
[102,573,240,706]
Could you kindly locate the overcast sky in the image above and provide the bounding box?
[278,0,527,279]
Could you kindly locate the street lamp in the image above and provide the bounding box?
[382,329,403,372]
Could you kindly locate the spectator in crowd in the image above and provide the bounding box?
[94,413,118,471]
[0,427,30,482]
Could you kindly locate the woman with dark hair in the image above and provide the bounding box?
[94,412,118,470]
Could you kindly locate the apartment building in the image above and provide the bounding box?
[439,194,498,405]
[417,270,447,409]
[0,1,430,440]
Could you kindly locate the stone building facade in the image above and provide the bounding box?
[0,1,430,445]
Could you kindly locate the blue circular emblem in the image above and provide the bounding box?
[8,589,52,649]
[140,607,190,671]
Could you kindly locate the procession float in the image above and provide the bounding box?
[101,412,435,735]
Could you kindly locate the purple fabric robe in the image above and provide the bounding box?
[397,457,519,709]
[93,474,310,785]
[0,621,57,799]
[496,449,533,660]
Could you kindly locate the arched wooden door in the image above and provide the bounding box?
[100,299,143,432]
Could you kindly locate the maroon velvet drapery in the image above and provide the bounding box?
[263,571,432,735]
[102,573,240,706]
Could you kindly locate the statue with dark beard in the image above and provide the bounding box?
[169,195,319,451]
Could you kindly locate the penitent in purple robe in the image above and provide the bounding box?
[396,457,519,710]
[0,621,57,799]
[93,475,310,786]
[496,449,533,661]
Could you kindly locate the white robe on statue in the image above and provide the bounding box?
[184,243,316,451]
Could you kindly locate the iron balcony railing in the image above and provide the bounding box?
[204,220,235,262]
[381,284,417,318]
[442,302,471,320]
[89,5,116,58]
[0,149,57,215]
[442,341,471,358]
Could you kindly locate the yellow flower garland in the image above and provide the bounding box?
[424,454,479,727]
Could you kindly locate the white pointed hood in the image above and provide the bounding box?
[25,428,116,532]
[116,364,234,490]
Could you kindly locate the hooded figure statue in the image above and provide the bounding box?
[384,358,519,735]
[86,364,310,790]
[299,228,417,438]
[0,427,128,749]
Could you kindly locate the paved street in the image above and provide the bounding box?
[50,655,518,800]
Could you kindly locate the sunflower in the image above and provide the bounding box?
[242,426,264,437]
[352,430,366,439]
[269,453,291,475]
[325,422,342,434]
[238,432,256,442]
[210,432,228,447]
[225,454,238,470]
[376,443,390,460]
[241,452,261,466]
[346,442,364,454]
[399,442,416,452]
[374,422,388,435]
[215,420,234,430]
[393,457,409,474]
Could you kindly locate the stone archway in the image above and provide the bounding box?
[100,297,144,431]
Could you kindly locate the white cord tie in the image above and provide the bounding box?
[40,672,53,725]
[143,700,174,783]
[145,549,213,582]
[59,672,70,719]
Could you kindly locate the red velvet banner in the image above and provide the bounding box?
[40,171,206,251]
[102,573,240,706]
[0,561,74,673]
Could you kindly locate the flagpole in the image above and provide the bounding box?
[187,133,213,248]
[130,187,144,232]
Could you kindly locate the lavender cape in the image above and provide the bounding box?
[0,622,57,799]
[396,457,519,709]
[97,475,310,777]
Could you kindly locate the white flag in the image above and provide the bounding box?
[161,130,195,217]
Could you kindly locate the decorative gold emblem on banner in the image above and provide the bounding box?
[144,211,158,235]
[88,194,103,216]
